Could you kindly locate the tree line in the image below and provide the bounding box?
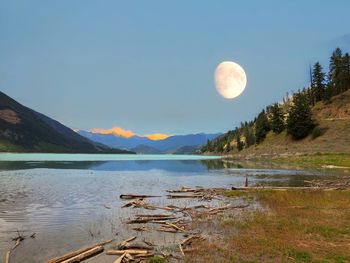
[201,47,350,153]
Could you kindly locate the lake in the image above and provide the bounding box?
[0,154,337,262]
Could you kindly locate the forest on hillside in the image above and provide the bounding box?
[201,48,350,153]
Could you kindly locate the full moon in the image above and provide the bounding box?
[214,61,247,99]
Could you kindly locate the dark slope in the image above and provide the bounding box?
[0,91,132,153]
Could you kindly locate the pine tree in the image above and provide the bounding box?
[343,52,350,91]
[235,129,243,151]
[311,62,326,103]
[270,103,285,134]
[255,110,270,143]
[243,125,255,147]
[287,92,315,139]
[329,48,344,95]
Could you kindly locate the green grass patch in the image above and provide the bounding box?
[287,248,312,262]
[273,153,350,168]
[149,256,166,263]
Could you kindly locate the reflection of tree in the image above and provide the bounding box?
[200,159,244,170]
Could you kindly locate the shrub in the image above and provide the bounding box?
[311,127,325,139]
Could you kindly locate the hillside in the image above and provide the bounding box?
[0,91,132,153]
[204,90,350,158]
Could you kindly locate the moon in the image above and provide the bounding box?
[214,61,247,99]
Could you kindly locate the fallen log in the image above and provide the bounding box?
[121,242,153,250]
[113,252,126,263]
[127,216,176,224]
[47,239,113,263]
[60,246,103,263]
[116,236,137,250]
[165,222,185,232]
[181,235,202,246]
[134,214,174,218]
[157,228,178,233]
[132,226,149,232]
[107,249,149,255]
[120,194,161,200]
[167,194,204,199]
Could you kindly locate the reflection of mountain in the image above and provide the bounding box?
[0,159,228,173]
[78,130,221,154]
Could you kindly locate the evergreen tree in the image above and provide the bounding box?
[235,129,243,151]
[287,92,315,139]
[311,62,326,103]
[343,52,350,91]
[329,48,344,95]
[243,125,255,147]
[270,103,285,134]
[255,110,270,143]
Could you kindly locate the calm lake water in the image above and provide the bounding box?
[0,154,339,262]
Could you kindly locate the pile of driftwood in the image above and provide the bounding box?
[304,176,350,189]
[44,186,248,263]
[119,186,250,260]
[166,186,226,200]
[107,236,157,263]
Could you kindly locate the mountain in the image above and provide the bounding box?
[78,130,221,154]
[130,144,162,154]
[0,91,132,153]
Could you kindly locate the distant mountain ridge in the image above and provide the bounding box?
[78,130,221,154]
[0,91,132,153]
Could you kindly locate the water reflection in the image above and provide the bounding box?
[0,159,242,172]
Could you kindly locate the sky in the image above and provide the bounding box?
[1,1,350,135]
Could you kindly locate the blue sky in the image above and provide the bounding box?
[1,0,350,135]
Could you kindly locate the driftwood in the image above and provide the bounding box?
[127,216,176,224]
[120,194,161,200]
[115,236,137,251]
[179,235,203,256]
[5,238,21,263]
[60,246,103,263]
[113,252,126,263]
[167,194,204,199]
[134,214,175,218]
[132,226,149,232]
[107,249,150,255]
[5,231,25,263]
[122,199,175,211]
[47,239,113,263]
[121,242,153,250]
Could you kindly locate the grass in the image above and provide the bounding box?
[149,256,166,263]
[186,190,350,263]
[272,152,350,168]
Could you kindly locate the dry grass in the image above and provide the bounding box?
[185,190,350,263]
[227,90,350,162]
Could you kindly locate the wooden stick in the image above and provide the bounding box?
[5,237,21,263]
[120,194,161,200]
[107,249,149,255]
[134,214,174,218]
[47,239,113,263]
[113,252,126,263]
[179,243,185,256]
[60,246,103,263]
[165,222,185,232]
